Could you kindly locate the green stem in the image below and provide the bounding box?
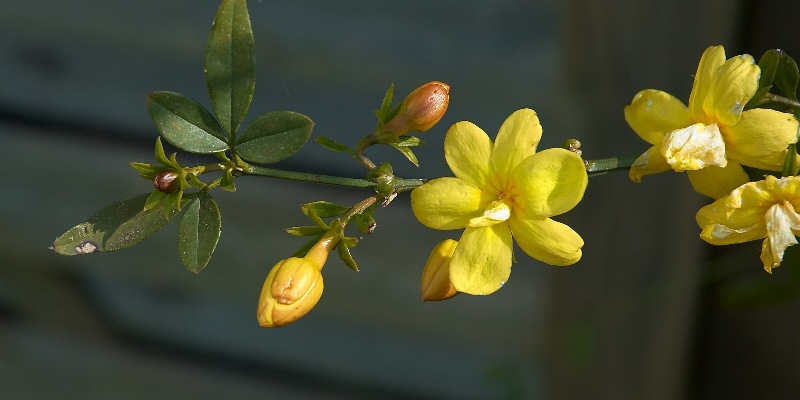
[586,155,638,177]
[758,93,800,110]
[244,164,376,188]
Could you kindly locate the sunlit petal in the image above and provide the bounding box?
[689,46,726,121]
[629,145,672,182]
[724,108,800,170]
[704,54,759,126]
[449,224,513,295]
[492,108,541,186]
[444,121,495,191]
[624,89,691,145]
[686,162,749,199]
[411,177,493,230]
[509,216,583,266]
[511,148,587,218]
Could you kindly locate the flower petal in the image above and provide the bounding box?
[686,161,749,199]
[411,177,493,230]
[696,180,770,245]
[689,46,726,121]
[492,108,541,185]
[444,121,495,191]
[509,216,583,266]
[624,89,691,145]
[512,148,588,218]
[704,54,759,126]
[660,123,727,171]
[762,201,800,272]
[629,145,671,182]
[723,108,800,170]
[449,224,513,295]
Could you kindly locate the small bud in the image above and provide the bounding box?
[421,239,459,301]
[257,257,324,327]
[561,139,582,156]
[153,171,180,194]
[384,81,450,135]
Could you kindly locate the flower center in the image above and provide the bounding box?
[660,122,727,171]
[467,193,512,228]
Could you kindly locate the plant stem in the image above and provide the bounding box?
[586,155,638,177]
[243,164,376,188]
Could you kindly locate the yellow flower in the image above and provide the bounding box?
[411,109,588,295]
[257,234,337,327]
[420,239,459,301]
[696,175,800,272]
[625,45,799,199]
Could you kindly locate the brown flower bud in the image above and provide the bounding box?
[153,171,180,194]
[421,239,459,301]
[257,257,324,327]
[384,81,450,135]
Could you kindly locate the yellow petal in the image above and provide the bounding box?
[762,201,800,272]
[696,181,768,245]
[511,148,587,218]
[444,121,495,191]
[723,108,800,170]
[704,54,759,126]
[660,123,727,171]
[508,216,583,266]
[449,224,513,295]
[689,46,726,121]
[624,89,691,145]
[629,145,671,182]
[411,177,492,230]
[686,162,749,199]
[492,108,541,186]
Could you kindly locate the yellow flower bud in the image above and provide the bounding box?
[384,81,450,135]
[257,233,339,328]
[421,239,459,301]
[257,256,324,327]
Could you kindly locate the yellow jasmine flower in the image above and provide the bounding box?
[696,175,800,272]
[625,45,799,198]
[411,109,588,295]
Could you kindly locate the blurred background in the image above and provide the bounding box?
[2,0,800,399]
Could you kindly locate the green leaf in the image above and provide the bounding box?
[220,168,236,192]
[757,50,781,89]
[395,135,425,147]
[316,136,355,155]
[51,193,178,256]
[390,143,420,167]
[144,190,168,211]
[337,241,359,271]
[131,162,162,180]
[146,92,229,153]
[154,136,172,166]
[774,51,800,100]
[236,111,314,164]
[301,201,351,218]
[177,192,222,273]
[291,236,322,258]
[285,226,329,237]
[205,0,255,137]
[782,143,798,177]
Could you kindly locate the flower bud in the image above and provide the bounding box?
[153,170,180,194]
[421,239,459,301]
[384,81,450,135]
[257,257,324,327]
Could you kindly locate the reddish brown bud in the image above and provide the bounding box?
[384,81,450,135]
[153,171,180,193]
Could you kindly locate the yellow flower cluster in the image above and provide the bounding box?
[626,45,800,271]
